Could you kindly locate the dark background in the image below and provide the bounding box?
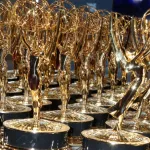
[5,0,113,10]
[48,0,112,11]
[113,0,150,17]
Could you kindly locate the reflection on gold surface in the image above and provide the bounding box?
[0,0,149,148]
[0,101,31,113]
[7,95,51,106]
[82,129,150,146]
[41,110,94,123]
[4,119,70,133]
[67,103,108,114]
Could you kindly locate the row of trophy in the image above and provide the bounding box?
[0,0,149,149]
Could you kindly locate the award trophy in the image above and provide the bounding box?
[82,10,116,108]
[1,0,150,149]
[66,6,109,127]
[4,54,70,149]
[82,11,150,150]
[7,49,51,111]
[0,0,31,126]
[41,69,94,147]
[106,10,150,138]
[41,3,94,147]
[3,0,70,149]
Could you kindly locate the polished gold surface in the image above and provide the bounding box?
[6,96,52,106]
[7,81,20,88]
[3,119,70,133]
[43,88,61,100]
[69,82,82,95]
[86,97,116,107]
[41,110,94,123]
[0,0,149,149]
[6,87,22,94]
[7,70,18,80]
[125,111,148,120]
[106,119,150,134]
[66,103,108,114]
[76,96,116,107]
[0,102,31,113]
[82,129,150,146]
[91,91,125,100]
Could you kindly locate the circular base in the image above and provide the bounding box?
[88,97,116,107]
[4,118,70,149]
[49,81,59,88]
[82,129,150,150]
[7,77,19,82]
[0,102,31,126]
[66,103,109,127]
[125,111,148,120]
[7,95,52,108]
[6,88,23,97]
[42,88,61,110]
[76,97,116,108]
[0,126,68,150]
[7,70,19,82]
[41,110,93,139]
[7,81,20,88]
[43,88,61,100]
[66,103,108,114]
[103,85,127,99]
[69,83,81,94]
[106,119,150,138]
[91,92,123,103]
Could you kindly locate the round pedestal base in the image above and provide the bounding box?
[0,102,31,126]
[7,76,19,82]
[106,119,150,138]
[88,97,116,108]
[43,88,61,100]
[82,129,150,150]
[65,103,109,127]
[103,86,127,100]
[0,127,68,150]
[76,97,116,108]
[6,88,23,97]
[7,96,52,111]
[42,88,61,110]
[7,81,20,88]
[41,110,94,146]
[125,111,148,120]
[4,118,70,149]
